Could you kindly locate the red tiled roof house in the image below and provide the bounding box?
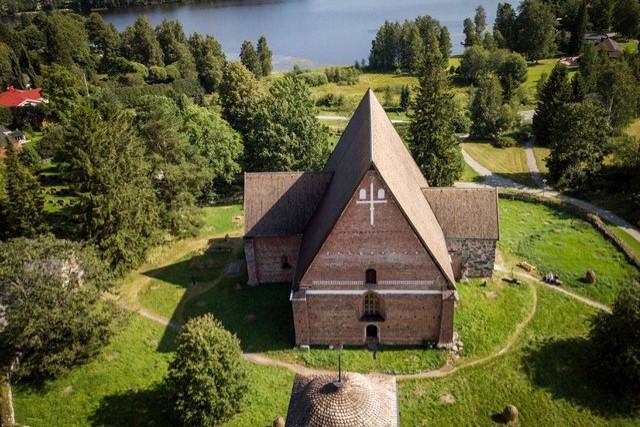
[0,86,44,108]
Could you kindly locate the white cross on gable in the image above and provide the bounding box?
[356,182,387,226]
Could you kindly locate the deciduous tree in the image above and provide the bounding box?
[165,314,248,427]
[121,16,164,67]
[189,33,225,92]
[239,40,261,77]
[514,0,557,62]
[219,62,264,132]
[547,99,610,188]
[0,236,118,381]
[612,0,640,39]
[244,76,330,171]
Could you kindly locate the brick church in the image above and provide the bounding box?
[244,90,499,348]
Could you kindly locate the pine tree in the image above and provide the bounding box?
[409,31,463,186]
[256,35,272,77]
[239,40,261,78]
[1,143,45,238]
[438,26,452,65]
[533,63,573,146]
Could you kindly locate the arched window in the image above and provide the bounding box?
[281,255,291,269]
[359,188,367,200]
[377,188,385,199]
[363,292,381,317]
[365,269,377,284]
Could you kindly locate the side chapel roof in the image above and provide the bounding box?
[293,90,456,286]
[244,172,332,237]
[422,187,499,240]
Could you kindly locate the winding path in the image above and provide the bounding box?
[460,147,640,246]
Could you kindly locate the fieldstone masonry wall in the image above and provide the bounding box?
[446,238,496,278]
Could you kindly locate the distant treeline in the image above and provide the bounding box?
[1,0,208,16]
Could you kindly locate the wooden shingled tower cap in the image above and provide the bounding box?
[285,373,398,427]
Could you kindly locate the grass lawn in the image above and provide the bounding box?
[499,199,639,305]
[399,285,638,427]
[13,198,640,426]
[532,145,550,174]
[460,161,483,183]
[461,140,536,187]
[129,205,243,319]
[13,315,294,427]
[626,117,640,138]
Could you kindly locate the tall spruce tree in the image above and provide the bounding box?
[409,31,463,186]
[256,36,272,77]
[61,103,160,274]
[533,63,573,146]
[1,143,45,238]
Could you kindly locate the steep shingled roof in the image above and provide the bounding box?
[294,90,455,286]
[423,187,499,240]
[244,172,332,237]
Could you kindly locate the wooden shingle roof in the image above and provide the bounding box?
[422,187,499,240]
[244,172,332,237]
[293,90,455,287]
[285,373,398,427]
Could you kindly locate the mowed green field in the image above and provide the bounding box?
[12,200,640,426]
[499,199,639,305]
[399,285,637,427]
[461,140,537,187]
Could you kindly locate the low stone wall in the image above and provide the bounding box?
[447,238,496,278]
[499,190,640,270]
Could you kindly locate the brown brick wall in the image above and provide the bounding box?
[245,236,302,284]
[301,171,446,287]
[297,292,443,345]
[294,170,453,346]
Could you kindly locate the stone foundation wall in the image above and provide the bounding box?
[293,292,446,346]
[446,238,496,278]
[245,236,302,285]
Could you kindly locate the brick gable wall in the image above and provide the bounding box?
[293,170,454,346]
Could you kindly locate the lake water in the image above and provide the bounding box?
[102,0,510,71]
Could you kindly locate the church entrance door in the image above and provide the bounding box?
[365,324,378,345]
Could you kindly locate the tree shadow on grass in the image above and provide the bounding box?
[89,383,172,427]
[142,237,295,354]
[522,337,638,419]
